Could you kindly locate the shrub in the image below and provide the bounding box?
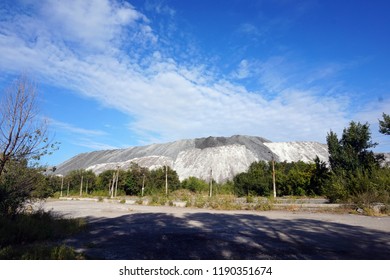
[0,160,48,216]
[181,177,209,193]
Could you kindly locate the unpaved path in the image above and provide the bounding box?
[42,200,390,260]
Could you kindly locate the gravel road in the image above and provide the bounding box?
[42,199,390,260]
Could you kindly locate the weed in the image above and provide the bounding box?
[135,198,144,205]
[193,195,208,208]
[0,244,84,260]
[209,195,241,210]
[149,195,168,206]
[0,210,86,259]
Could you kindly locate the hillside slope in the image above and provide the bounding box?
[54,135,329,182]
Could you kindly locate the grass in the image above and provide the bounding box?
[0,244,84,260]
[0,210,86,260]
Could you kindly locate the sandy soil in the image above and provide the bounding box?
[42,199,390,260]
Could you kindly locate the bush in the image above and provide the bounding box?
[181,177,209,193]
[149,195,168,206]
[326,175,348,203]
[326,167,390,205]
[0,160,49,216]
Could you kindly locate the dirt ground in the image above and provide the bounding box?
[42,199,390,260]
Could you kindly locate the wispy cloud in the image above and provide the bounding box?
[73,138,119,151]
[0,0,387,150]
[238,23,262,37]
[48,119,119,152]
[145,0,176,17]
[48,119,107,137]
[232,59,251,79]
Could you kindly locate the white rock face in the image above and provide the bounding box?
[54,135,331,182]
[174,145,258,182]
[264,142,329,163]
[86,156,173,174]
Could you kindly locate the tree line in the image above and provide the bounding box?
[1,76,389,216]
[54,163,180,197]
[50,115,390,205]
[49,116,390,206]
[235,118,390,205]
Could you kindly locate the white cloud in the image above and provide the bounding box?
[146,0,176,17]
[2,0,156,54]
[48,119,107,137]
[73,138,119,151]
[0,0,381,150]
[233,59,251,79]
[238,23,262,37]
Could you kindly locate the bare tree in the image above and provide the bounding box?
[0,76,51,176]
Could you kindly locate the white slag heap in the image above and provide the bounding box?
[54,135,329,183]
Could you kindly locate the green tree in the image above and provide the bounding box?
[65,169,95,195]
[148,166,180,195]
[309,156,330,196]
[124,163,150,196]
[379,113,390,135]
[0,76,57,216]
[233,161,271,196]
[95,170,115,192]
[181,177,209,193]
[327,121,378,174]
[326,121,384,202]
[285,161,315,196]
[0,160,46,215]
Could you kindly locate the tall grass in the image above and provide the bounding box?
[0,210,86,259]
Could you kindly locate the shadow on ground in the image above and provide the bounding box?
[64,213,390,260]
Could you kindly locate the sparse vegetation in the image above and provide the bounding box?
[0,210,86,259]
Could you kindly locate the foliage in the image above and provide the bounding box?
[0,160,49,216]
[46,117,389,209]
[309,156,330,195]
[0,210,85,246]
[327,121,379,174]
[326,120,389,204]
[234,161,272,196]
[181,177,209,193]
[65,169,96,196]
[0,244,84,260]
[59,164,181,198]
[123,163,149,196]
[379,112,390,135]
[0,210,85,259]
[147,166,180,195]
[233,160,329,198]
[95,169,115,192]
[214,180,235,195]
[0,76,59,216]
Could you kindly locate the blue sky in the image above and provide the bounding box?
[0,0,389,166]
